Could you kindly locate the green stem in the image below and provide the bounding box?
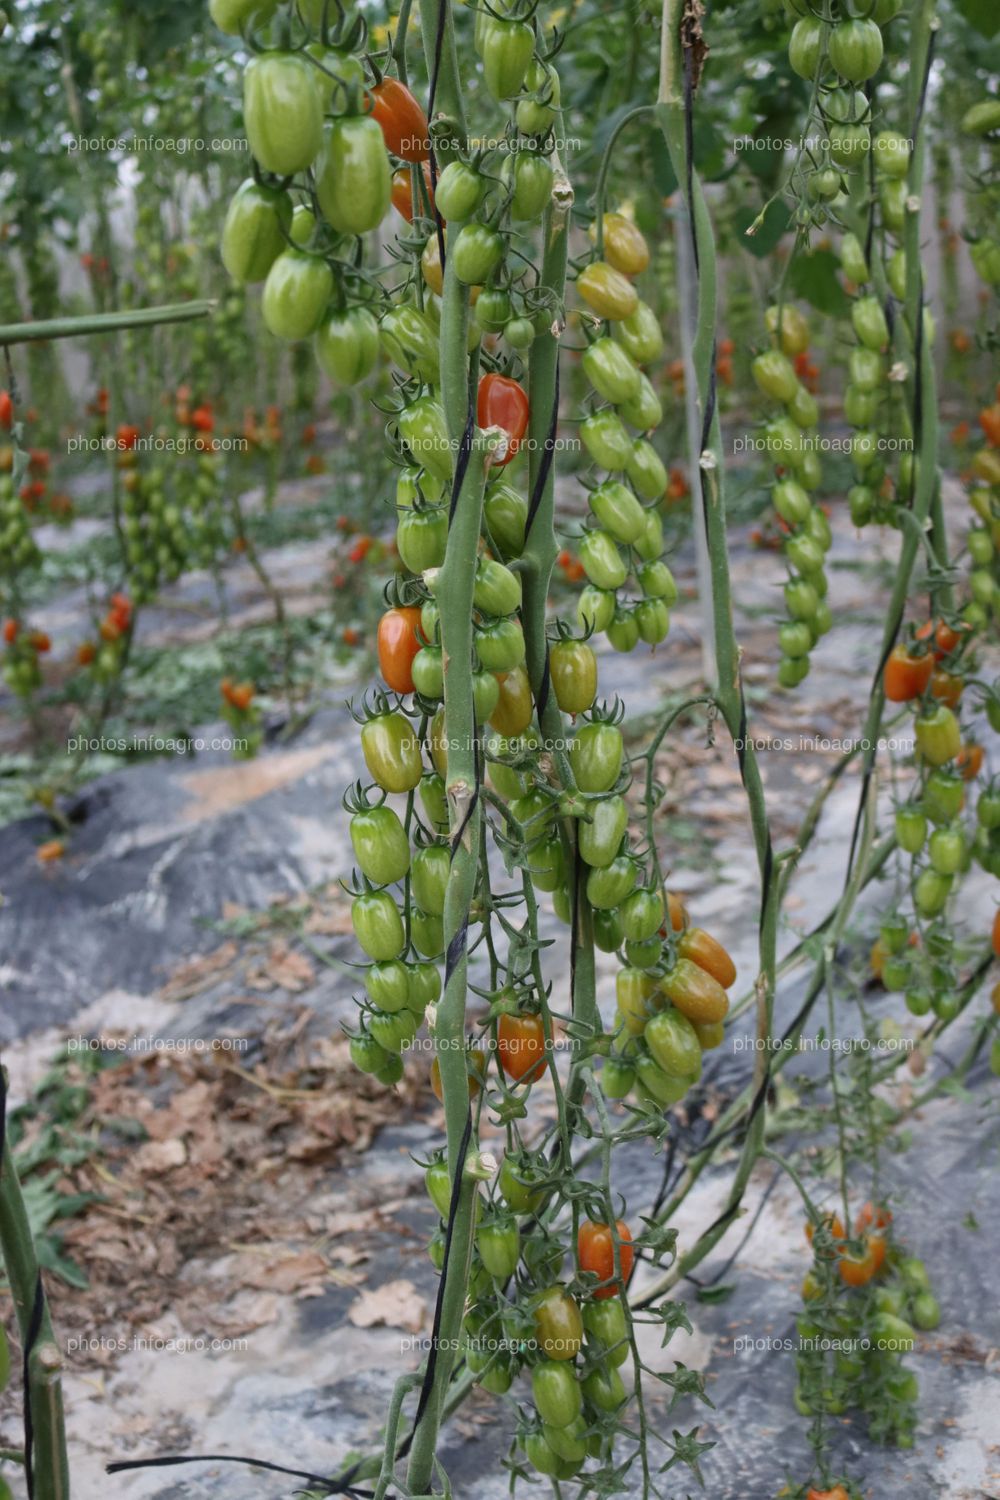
[0,300,215,345]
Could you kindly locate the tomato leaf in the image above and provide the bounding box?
[788,248,852,317]
[951,0,1000,36]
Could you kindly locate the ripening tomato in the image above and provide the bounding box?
[570,722,623,793]
[377,606,424,694]
[883,643,933,702]
[660,958,729,1024]
[577,1218,634,1298]
[497,1011,548,1082]
[361,711,423,792]
[806,1487,850,1500]
[368,77,430,162]
[676,928,737,989]
[838,1233,886,1287]
[914,705,961,766]
[533,1286,583,1361]
[645,1009,702,1080]
[489,666,534,736]
[578,261,639,322]
[391,162,435,222]
[430,1046,486,1104]
[478,374,529,466]
[805,1212,845,1245]
[855,1200,892,1233]
[598,212,650,276]
[992,907,1000,959]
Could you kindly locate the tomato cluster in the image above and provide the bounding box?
[572,214,676,654]
[751,302,832,687]
[796,1201,937,1450]
[1,617,50,698]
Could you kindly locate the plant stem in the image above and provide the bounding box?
[0,300,215,345]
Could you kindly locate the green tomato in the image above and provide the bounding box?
[243,52,324,175]
[621,887,664,942]
[369,1005,417,1054]
[589,480,645,544]
[582,337,641,405]
[412,645,444,699]
[593,908,625,953]
[475,617,526,672]
[570,722,624,794]
[913,868,952,918]
[914,705,961,766]
[785,579,819,621]
[600,1056,635,1098]
[580,409,633,471]
[579,795,628,868]
[582,1363,626,1412]
[350,804,410,885]
[788,16,824,80]
[840,231,870,283]
[411,844,449,916]
[397,507,448,572]
[477,1215,521,1279]
[772,479,811,526]
[419,770,449,832]
[613,300,664,366]
[365,960,412,1013]
[752,350,799,404]
[583,1296,630,1367]
[408,959,441,1010]
[481,15,534,100]
[361,712,423,793]
[452,223,505,285]
[645,1008,702,1080]
[577,585,617,634]
[434,160,485,222]
[852,294,890,352]
[474,557,522,615]
[220,180,292,285]
[634,508,664,562]
[352,890,406,961]
[316,305,380,385]
[210,0,278,34]
[398,397,452,481]
[515,58,561,133]
[618,373,663,431]
[533,1286,583,1361]
[627,439,668,500]
[484,482,528,557]
[543,1416,588,1463]
[606,606,640,653]
[380,303,440,381]
[506,153,555,222]
[316,114,392,235]
[499,1154,546,1213]
[586,855,637,910]
[828,18,884,83]
[550,639,598,715]
[262,250,333,341]
[580,530,627,590]
[532,1360,583,1428]
[637,560,677,603]
[411,907,443,957]
[351,1029,392,1075]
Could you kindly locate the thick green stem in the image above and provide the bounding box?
[0,300,214,345]
[654,0,779,1275]
[404,154,487,1500]
[0,1117,71,1500]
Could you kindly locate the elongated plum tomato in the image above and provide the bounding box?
[577,261,639,322]
[262,251,333,341]
[391,162,435,223]
[361,711,422,792]
[549,640,597,715]
[350,804,410,885]
[243,52,324,176]
[316,306,380,386]
[533,1286,583,1361]
[838,1233,886,1287]
[577,1219,634,1298]
[497,1011,548,1082]
[377,606,424,694]
[598,212,650,276]
[317,115,392,235]
[221,180,292,285]
[532,1360,582,1428]
[430,1046,486,1104]
[368,77,430,162]
[478,374,529,466]
[676,928,736,988]
[660,958,729,1024]
[883,643,933,702]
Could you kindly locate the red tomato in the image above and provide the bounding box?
[855,1201,891,1233]
[0,390,12,427]
[496,1011,548,1083]
[477,374,529,468]
[116,424,140,450]
[2,618,18,645]
[993,908,1000,959]
[805,1212,845,1246]
[191,405,214,432]
[369,78,430,163]
[377,605,424,695]
[578,1218,634,1298]
[916,617,966,661]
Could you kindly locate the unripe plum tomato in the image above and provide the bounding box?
[788,16,824,80]
[914,704,961,766]
[434,161,485,222]
[589,479,645,543]
[828,17,884,82]
[477,374,529,466]
[317,115,393,235]
[351,889,405,960]
[211,0,278,33]
[368,77,430,162]
[582,337,641,405]
[613,301,664,366]
[499,1153,546,1212]
[221,180,292,285]
[676,927,737,988]
[316,306,380,386]
[453,223,504,285]
[506,153,555,223]
[580,409,632,470]
[570,722,623,793]
[579,795,628,868]
[361,711,423,792]
[533,1286,583,1360]
[262,251,333,341]
[577,1218,634,1297]
[580,530,627,590]
[484,482,528,558]
[481,15,534,100]
[350,804,410,885]
[532,1359,582,1428]
[497,1011,548,1083]
[583,1297,630,1366]
[549,640,597,715]
[660,957,729,1024]
[477,1213,520,1278]
[377,605,424,694]
[577,261,639,322]
[243,52,324,176]
[644,1009,702,1081]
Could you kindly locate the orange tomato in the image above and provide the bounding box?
[368,77,430,163]
[676,927,737,989]
[979,401,1000,449]
[805,1212,846,1246]
[577,1219,634,1298]
[956,742,983,780]
[497,1011,549,1083]
[855,1201,892,1233]
[377,605,424,695]
[930,669,963,709]
[430,1047,486,1103]
[36,839,66,863]
[992,908,1000,959]
[883,643,933,702]
[665,891,687,932]
[838,1234,886,1287]
[391,162,435,222]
